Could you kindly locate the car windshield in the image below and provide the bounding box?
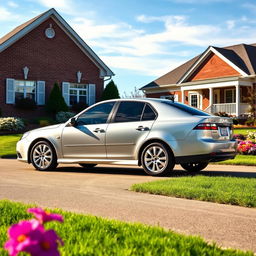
[161,101,210,116]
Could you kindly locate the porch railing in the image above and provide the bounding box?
[205,103,250,115]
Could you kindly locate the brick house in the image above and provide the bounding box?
[141,44,256,116]
[0,8,114,118]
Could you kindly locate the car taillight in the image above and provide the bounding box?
[193,123,218,130]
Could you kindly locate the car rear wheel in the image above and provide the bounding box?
[30,141,58,171]
[141,142,174,176]
[79,164,97,168]
[180,162,208,172]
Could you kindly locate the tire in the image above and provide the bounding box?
[180,162,208,173]
[30,141,58,171]
[79,164,97,168]
[141,142,174,176]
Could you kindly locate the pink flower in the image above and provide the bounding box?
[28,208,63,224]
[4,219,44,256]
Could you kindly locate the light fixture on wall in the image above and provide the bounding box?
[23,66,29,80]
[77,71,82,83]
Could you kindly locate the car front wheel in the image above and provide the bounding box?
[180,162,208,173]
[141,142,174,176]
[30,141,58,171]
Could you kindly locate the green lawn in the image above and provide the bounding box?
[0,134,21,157]
[0,201,253,256]
[215,155,256,166]
[234,128,255,135]
[131,176,256,208]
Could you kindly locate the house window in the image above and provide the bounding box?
[69,83,88,105]
[225,89,236,103]
[15,80,36,101]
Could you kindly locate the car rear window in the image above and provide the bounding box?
[161,101,210,116]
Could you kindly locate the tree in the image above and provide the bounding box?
[46,82,69,114]
[122,86,145,98]
[101,80,120,100]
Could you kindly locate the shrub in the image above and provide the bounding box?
[56,111,74,123]
[46,82,69,114]
[214,112,230,117]
[39,119,51,127]
[0,117,25,131]
[15,97,37,110]
[71,102,88,113]
[101,80,120,100]
[233,134,246,141]
[245,118,255,126]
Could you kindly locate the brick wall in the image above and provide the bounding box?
[0,17,104,118]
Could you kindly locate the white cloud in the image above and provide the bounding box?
[102,55,184,76]
[242,2,256,12]
[7,1,18,8]
[0,7,12,21]
[36,0,74,13]
[226,20,235,29]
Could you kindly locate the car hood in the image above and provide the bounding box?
[29,123,64,133]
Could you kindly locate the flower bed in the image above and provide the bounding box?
[234,130,256,155]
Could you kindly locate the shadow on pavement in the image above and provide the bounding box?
[51,165,256,178]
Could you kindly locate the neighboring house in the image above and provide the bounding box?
[141,44,256,116]
[0,8,114,117]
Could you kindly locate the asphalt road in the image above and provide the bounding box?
[0,159,255,252]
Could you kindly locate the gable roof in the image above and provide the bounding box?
[141,43,256,90]
[0,8,114,78]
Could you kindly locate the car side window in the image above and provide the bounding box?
[76,102,115,125]
[114,102,145,123]
[142,104,157,121]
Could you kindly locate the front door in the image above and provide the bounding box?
[61,101,115,159]
[106,101,156,159]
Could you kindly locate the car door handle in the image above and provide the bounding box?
[93,128,105,133]
[136,126,149,131]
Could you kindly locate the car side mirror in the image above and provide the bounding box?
[70,117,77,126]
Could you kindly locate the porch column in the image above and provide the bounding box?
[181,89,185,104]
[235,84,240,116]
[209,87,213,105]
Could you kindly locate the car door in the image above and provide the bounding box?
[106,101,157,160]
[61,101,115,159]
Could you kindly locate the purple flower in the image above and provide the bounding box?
[28,208,63,224]
[36,229,63,256]
[4,219,44,256]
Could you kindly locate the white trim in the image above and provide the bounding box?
[0,8,114,77]
[188,91,202,109]
[182,80,239,91]
[178,46,248,84]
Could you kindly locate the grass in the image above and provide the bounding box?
[0,134,21,157]
[215,155,256,166]
[131,176,256,208]
[0,200,253,256]
[234,128,255,135]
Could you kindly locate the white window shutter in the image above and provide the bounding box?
[62,82,70,106]
[88,84,96,106]
[6,78,15,104]
[37,81,45,105]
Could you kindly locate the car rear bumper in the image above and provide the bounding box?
[175,151,237,164]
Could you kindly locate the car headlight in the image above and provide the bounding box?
[21,132,29,140]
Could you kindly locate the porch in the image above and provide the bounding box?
[181,79,253,116]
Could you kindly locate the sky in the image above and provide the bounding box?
[1,0,256,96]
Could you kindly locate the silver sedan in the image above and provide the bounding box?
[17,99,237,176]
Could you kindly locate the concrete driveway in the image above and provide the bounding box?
[0,159,255,252]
